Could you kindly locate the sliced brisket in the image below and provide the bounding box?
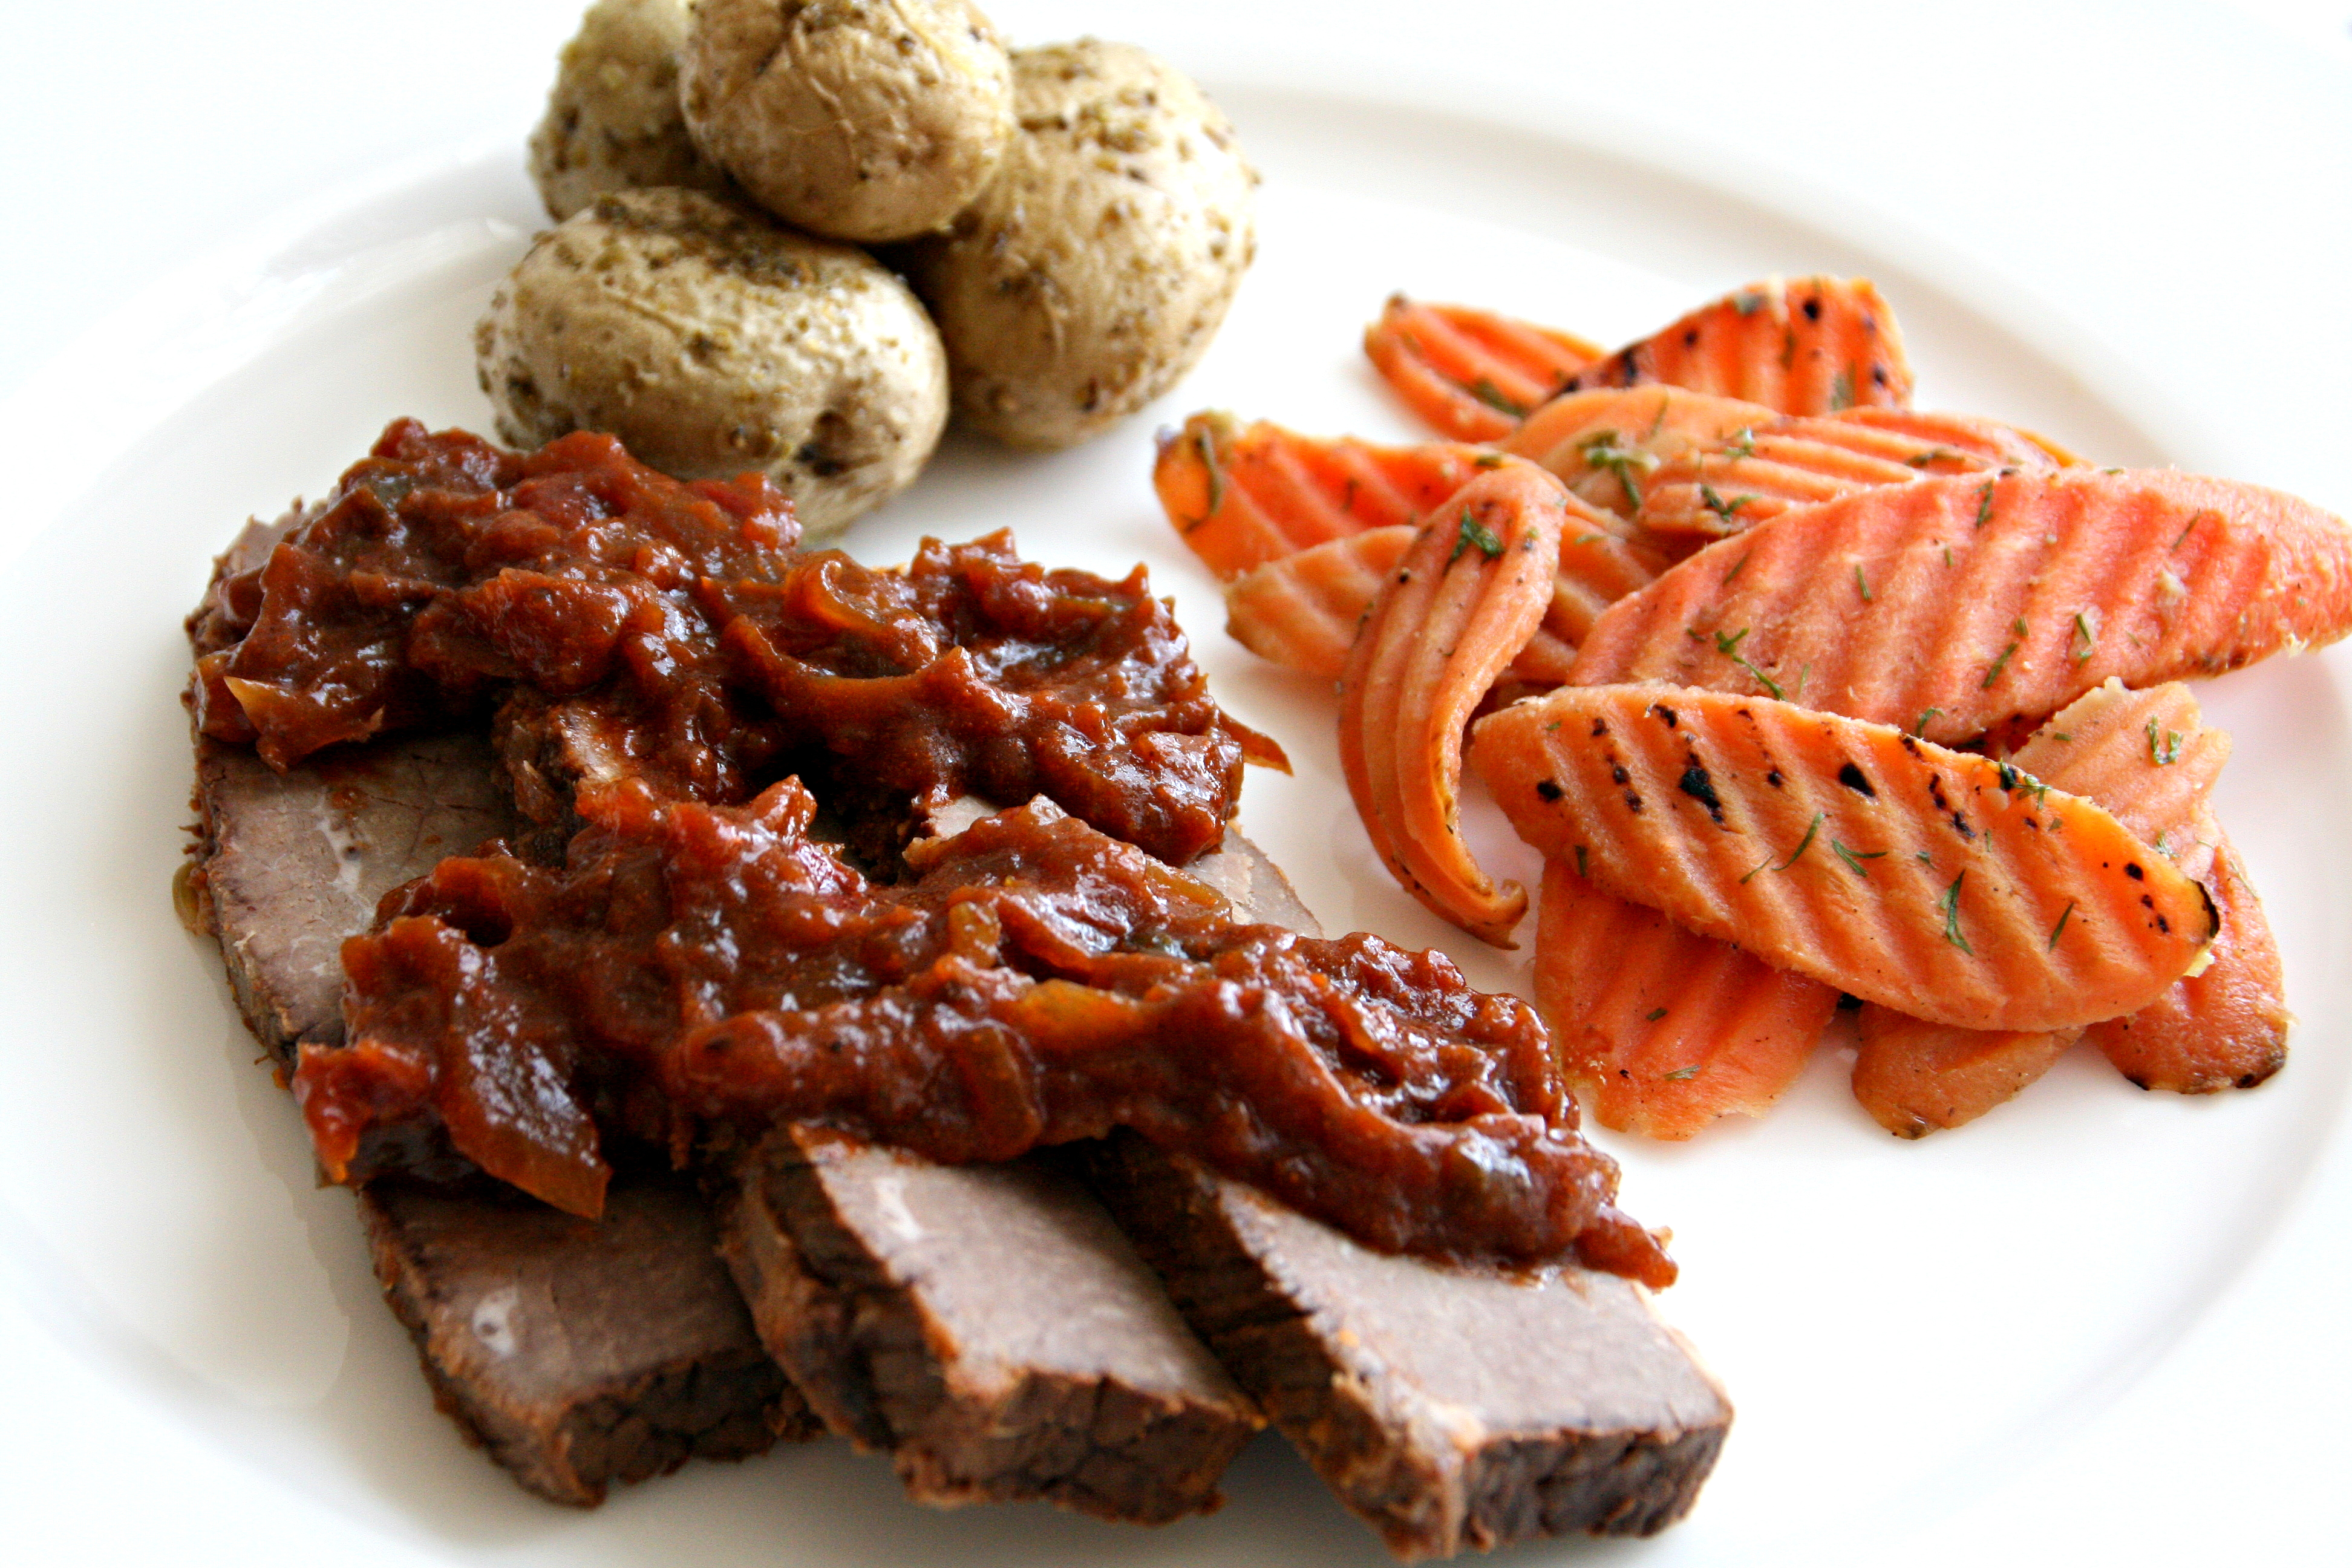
[718,1125,1261,1523]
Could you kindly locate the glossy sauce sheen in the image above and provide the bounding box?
[192,422,1669,1285]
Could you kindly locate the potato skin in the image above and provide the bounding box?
[906,39,1259,451]
[528,0,734,222]
[679,0,1013,244]
[474,188,948,540]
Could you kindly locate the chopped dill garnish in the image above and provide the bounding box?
[1974,479,1997,528]
[1574,845,1589,879]
[1906,446,1958,468]
[1581,430,1659,508]
[1722,550,1753,585]
[2047,900,2076,950]
[1646,1007,1669,1022]
[2145,716,2183,765]
[1662,1063,1701,1080]
[1982,639,2019,688]
[1723,427,1757,461]
[1466,377,1528,416]
[1832,840,1886,878]
[1942,543,1955,568]
[1474,451,1506,468]
[1914,707,1941,736]
[1713,627,1783,699]
[1829,368,1855,411]
[1700,483,1757,525]
[1854,564,1872,602]
[1773,812,1824,871]
[1575,532,1607,546]
[2171,515,2198,550]
[1183,425,1225,530]
[2071,609,2099,664]
[1734,289,1767,316]
[1451,507,1504,563]
[1938,872,1974,954]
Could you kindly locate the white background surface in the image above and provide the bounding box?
[2,3,2349,1564]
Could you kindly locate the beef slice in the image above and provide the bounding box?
[719,1125,1262,1524]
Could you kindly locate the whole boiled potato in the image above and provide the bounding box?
[679,0,1014,244]
[528,0,734,221]
[905,39,1258,451]
[474,188,948,540]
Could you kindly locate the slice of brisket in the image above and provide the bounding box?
[1085,834,1733,1561]
[186,704,817,1505]
[362,1169,809,1506]
[717,1125,1262,1523]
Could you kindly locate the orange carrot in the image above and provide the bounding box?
[2088,815,2288,1093]
[1850,1013,2080,1138]
[1153,412,1495,582]
[1501,385,1779,519]
[1567,468,2352,748]
[1363,296,1602,441]
[1848,681,2226,1133]
[1471,685,2216,1029]
[1561,275,1914,416]
[1223,489,1664,682]
[1535,860,1837,1138]
[1636,408,2067,540]
[1338,461,1567,943]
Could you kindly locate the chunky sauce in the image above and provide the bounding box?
[194,420,1670,1284]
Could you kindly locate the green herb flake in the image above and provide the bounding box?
[1574,532,1607,546]
[1974,479,1997,528]
[1645,1007,1669,1022]
[1914,707,1941,737]
[1772,812,1824,872]
[1183,426,1226,531]
[1906,446,1959,468]
[1580,430,1660,508]
[1982,639,2019,688]
[1854,563,1873,602]
[1451,506,1505,564]
[1466,377,1528,417]
[1574,845,1589,879]
[2071,609,2099,664]
[1943,544,1955,568]
[1734,289,1767,316]
[2047,900,2076,950]
[1713,626,1784,699]
[1723,427,1757,461]
[1937,872,1975,955]
[1829,368,1855,411]
[2145,716,2183,765]
[1722,550,1754,585]
[1474,451,1507,468]
[1700,483,1757,526]
[1662,1063,1702,1081]
[1832,840,1887,879]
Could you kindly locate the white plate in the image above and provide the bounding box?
[2,10,2349,1567]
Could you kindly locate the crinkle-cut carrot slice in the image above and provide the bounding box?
[1636,408,2069,540]
[1470,685,2216,1030]
[1362,296,1604,442]
[1848,680,2226,1132]
[1535,860,1837,1138]
[1567,468,2352,750]
[1501,385,1779,518]
[1225,526,1415,678]
[1561,275,1915,416]
[1153,411,1495,582]
[2088,815,2289,1093]
[1339,461,1567,944]
[1223,490,1664,683]
[1849,1013,2082,1138]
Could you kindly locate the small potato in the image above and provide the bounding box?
[679,0,1013,244]
[475,188,948,540]
[528,0,733,221]
[906,39,1258,451]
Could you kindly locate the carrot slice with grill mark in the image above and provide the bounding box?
[1502,385,1780,519]
[1152,412,1494,581]
[1363,296,1604,441]
[1561,275,1915,416]
[1849,681,2225,1133]
[2088,817,2288,1093]
[1535,861,1837,1138]
[1339,462,1567,944]
[1637,408,2068,540]
[1223,491,1664,682]
[1471,685,2216,1030]
[1569,468,2352,749]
